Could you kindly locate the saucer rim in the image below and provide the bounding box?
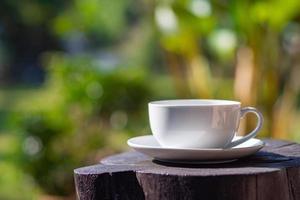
[127,135,265,151]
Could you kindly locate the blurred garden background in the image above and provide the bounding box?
[1,0,300,199]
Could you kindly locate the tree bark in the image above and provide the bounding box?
[74,139,300,200]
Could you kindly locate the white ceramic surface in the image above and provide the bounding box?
[127,135,265,163]
[149,99,263,149]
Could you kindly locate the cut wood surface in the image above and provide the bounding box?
[74,139,300,200]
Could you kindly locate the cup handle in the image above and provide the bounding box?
[225,107,263,148]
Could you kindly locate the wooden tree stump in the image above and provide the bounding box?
[74,139,300,200]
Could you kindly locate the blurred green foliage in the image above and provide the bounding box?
[0,0,300,199]
[48,55,151,114]
[11,54,153,196]
[53,0,132,42]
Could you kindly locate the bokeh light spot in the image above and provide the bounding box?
[209,29,237,54]
[110,110,128,130]
[23,136,42,156]
[86,81,103,99]
[189,0,211,17]
[155,6,178,33]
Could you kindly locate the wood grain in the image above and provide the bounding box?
[74,139,300,200]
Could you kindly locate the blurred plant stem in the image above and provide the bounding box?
[234,47,255,106]
[163,36,213,98]
[272,60,300,138]
[234,47,255,135]
[164,52,213,98]
[187,54,212,98]
[164,52,188,97]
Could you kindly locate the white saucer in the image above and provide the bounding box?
[127,135,265,164]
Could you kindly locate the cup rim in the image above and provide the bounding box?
[149,99,241,107]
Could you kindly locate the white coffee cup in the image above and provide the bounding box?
[148,99,263,149]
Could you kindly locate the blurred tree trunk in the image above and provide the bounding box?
[163,37,213,99]
[272,59,300,139]
[164,51,190,97]
[234,47,256,135]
